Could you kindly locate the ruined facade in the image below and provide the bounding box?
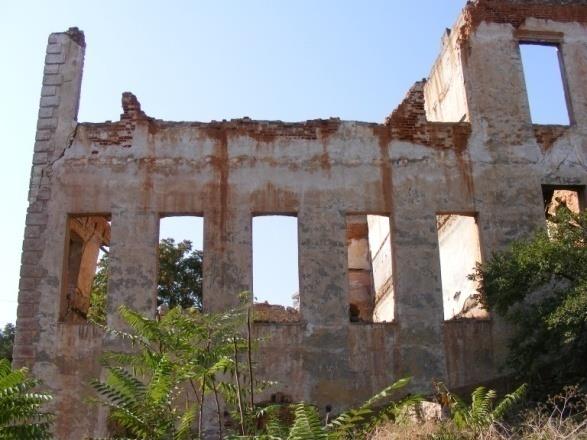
[15,0,587,437]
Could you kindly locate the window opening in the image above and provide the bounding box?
[252,215,300,323]
[347,214,394,323]
[519,43,570,125]
[61,215,111,323]
[157,216,204,315]
[436,214,487,320]
[543,186,582,218]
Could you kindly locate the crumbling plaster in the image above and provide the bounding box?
[15,1,587,438]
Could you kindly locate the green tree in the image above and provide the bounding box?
[0,323,15,362]
[0,358,53,439]
[473,207,587,393]
[89,238,203,324]
[157,238,203,310]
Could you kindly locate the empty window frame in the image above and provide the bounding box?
[436,214,487,320]
[347,214,394,323]
[158,216,204,313]
[519,43,571,125]
[543,185,583,218]
[60,215,111,323]
[252,215,300,323]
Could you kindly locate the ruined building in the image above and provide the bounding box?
[15,0,587,437]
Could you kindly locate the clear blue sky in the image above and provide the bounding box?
[0,0,566,326]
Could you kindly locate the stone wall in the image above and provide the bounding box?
[15,1,587,438]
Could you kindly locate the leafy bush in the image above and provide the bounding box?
[472,207,587,394]
[0,358,53,439]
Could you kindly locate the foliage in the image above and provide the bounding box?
[157,238,203,310]
[368,385,587,439]
[472,207,587,393]
[435,382,527,436]
[88,254,109,325]
[230,377,422,440]
[0,324,15,362]
[91,294,262,439]
[0,358,53,439]
[89,238,204,324]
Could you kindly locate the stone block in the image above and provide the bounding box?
[45,52,66,64]
[34,140,51,152]
[37,118,57,131]
[43,73,63,86]
[40,95,60,108]
[25,213,48,225]
[41,85,58,97]
[46,43,63,54]
[35,129,53,141]
[44,64,60,75]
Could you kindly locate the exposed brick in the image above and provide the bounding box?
[22,238,45,252]
[18,277,40,291]
[43,73,63,86]
[13,317,39,331]
[34,140,51,152]
[14,330,39,346]
[24,225,42,238]
[32,152,48,165]
[44,64,60,75]
[20,264,46,278]
[16,303,39,318]
[41,85,58,97]
[46,43,63,54]
[37,118,58,130]
[36,187,51,200]
[45,52,66,64]
[21,251,42,265]
[40,95,60,107]
[27,200,48,213]
[25,213,48,225]
[13,345,35,359]
[35,129,53,141]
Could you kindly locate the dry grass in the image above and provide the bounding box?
[367,386,587,440]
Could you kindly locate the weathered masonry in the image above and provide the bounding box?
[15,0,587,437]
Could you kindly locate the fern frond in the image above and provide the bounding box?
[288,403,327,440]
[174,406,197,440]
[492,383,527,421]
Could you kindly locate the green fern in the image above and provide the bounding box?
[229,377,419,440]
[91,300,268,439]
[445,383,527,433]
[287,403,327,440]
[0,358,53,439]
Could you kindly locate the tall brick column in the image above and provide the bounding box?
[14,28,85,368]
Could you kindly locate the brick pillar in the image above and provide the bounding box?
[298,205,348,326]
[14,28,85,368]
[203,206,252,312]
[107,209,159,328]
[393,213,447,389]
